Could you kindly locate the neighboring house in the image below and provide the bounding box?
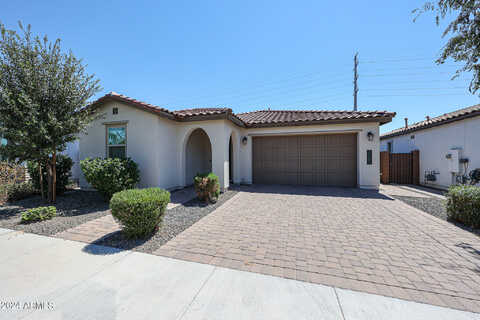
[380,105,480,189]
[78,92,395,191]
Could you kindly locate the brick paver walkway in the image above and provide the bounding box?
[56,186,196,243]
[154,185,480,313]
[55,214,121,243]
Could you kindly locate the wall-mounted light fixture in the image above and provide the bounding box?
[241,136,248,145]
[367,131,374,142]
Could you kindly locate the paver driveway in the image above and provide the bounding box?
[155,185,480,313]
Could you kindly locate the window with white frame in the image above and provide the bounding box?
[106,125,127,158]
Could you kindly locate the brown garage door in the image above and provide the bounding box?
[252,134,357,187]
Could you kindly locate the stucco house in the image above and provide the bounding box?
[77,92,395,191]
[380,105,480,189]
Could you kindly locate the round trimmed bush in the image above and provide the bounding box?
[110,188,170,238]
[80,157,140,199]
[446,185,480,228]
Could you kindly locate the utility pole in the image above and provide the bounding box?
[353,52,359,111]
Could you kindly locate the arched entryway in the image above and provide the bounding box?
[185,128,212,186]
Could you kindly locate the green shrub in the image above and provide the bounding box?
[80,157,140,199]
[110,188,170,238]
[27,155,73,196]
[446,185,480,228]
[21,206,56,223]
[194,172,220,203]
[0,181,36,203]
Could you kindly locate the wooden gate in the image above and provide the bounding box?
[380,150,419,185]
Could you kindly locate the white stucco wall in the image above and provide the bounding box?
[63,140,80,182]
[380,116,480,188]
[79,101,178,189]
[79,101,383,191]
[380,133,415,153]
[176,119,239,191]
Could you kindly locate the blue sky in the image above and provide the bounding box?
[2,0,479,133]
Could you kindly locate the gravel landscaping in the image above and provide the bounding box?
[393,194,480,236]
[92,190,238,253]
[0,190,109,236]
[392,195,447,220]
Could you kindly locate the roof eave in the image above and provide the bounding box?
[175,111,247,127]
[90,95,176,120]
[246,116,395,128]
[380,110,480,140]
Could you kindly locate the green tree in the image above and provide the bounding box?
[415,1,480,94]
[0,22,101,202]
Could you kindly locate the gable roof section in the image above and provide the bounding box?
[173,107,247,127]
[174,108,230,117]
[381,104,480,140]
[89,92,395,128]
[90,92,176,120]
[236,109,394,127]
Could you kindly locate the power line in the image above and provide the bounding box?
[362,71,453,78]
[362,86,467,92]
[168,56,460,106]
[230,90,350,109]
[161,55,475,108]
[223,86,352,108]
[366,93,469,97]
[162,67,353,106]
[361,65,460,73]
[359,78,471,84]
[266,93,351,108]
[361,57,438,64]
[182,82,352,108]
[165,76,352,107]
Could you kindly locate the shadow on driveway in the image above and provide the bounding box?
[230,184,394,200]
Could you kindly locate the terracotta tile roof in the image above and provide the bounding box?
[173,108,231,118]
[90,92,395,127]
[237,110,395,127]
[90,92,175,119]
[381,104,480,140]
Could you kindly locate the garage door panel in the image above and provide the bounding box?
[299,173,314,185]
[253,134,357,186]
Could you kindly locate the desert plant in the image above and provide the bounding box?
[27,155,73,196]
[80,157,140,199]
[446,185,480,229]
[110,188,170,238]
[21,206,56,223]
[194,172,220,203]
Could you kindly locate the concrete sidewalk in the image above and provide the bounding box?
[0,228,478,320]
